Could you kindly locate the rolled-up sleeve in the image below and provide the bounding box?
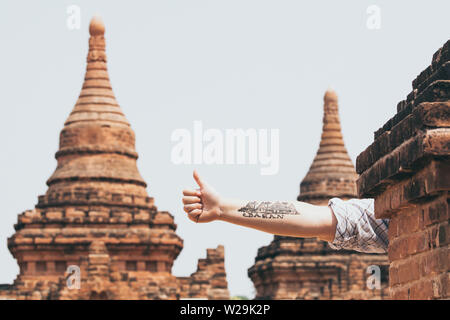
[328,198,389,254]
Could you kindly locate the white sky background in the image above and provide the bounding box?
[0,1,449,298]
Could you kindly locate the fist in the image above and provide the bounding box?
[182,170,222,223]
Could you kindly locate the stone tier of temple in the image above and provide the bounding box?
[249,90,389,299]
[249,238,388,299]
[356,40,449,300]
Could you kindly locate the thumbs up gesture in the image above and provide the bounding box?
[182,170,222,223]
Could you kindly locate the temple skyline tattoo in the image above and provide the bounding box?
[238,201,299,219]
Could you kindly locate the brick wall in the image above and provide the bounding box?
[356,40,449,299]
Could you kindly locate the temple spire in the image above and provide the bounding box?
[64,16,129,128]
[43,16,147,207]
[320,88,345,150]
[298,89,358,203]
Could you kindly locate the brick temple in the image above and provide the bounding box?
[248,90,390,299]
[0,17,229,300]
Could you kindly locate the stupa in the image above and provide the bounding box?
[1,17,228,300]
[248,90,389,299]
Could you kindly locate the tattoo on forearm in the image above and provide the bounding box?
[238,201,300,219]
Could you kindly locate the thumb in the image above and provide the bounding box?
[193,170,205,189]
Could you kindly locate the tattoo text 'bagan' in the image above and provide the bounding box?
[238,201,300,219]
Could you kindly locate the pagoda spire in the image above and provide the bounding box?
[298,89,358,203]
[64,16,130,128]
[42,16,148,208]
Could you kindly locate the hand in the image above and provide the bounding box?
[182,170,222,223]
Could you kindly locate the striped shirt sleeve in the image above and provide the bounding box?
[327,198,389,254]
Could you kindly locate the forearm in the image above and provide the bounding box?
[217,199,337,242]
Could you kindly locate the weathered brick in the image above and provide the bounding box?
[398,211,421,237]
[397,259,420,284]
[88,211,109,219]
[12,237,33,245]
[65,208,85,218]
[46,211,63,220]
[431,273,448,298]
[410,279,434,300]
[34,237,53,244]
[388,238,408,261]
[419,248,448,277]
[390,286,409,300]
[389,265,399,286]
[134,211,150,222]
[388,216,399,239]
[18,216,31,224]
[406,232,428,256]
[416,101,450,127]
[116,212,132,223]
[24,210,41,219]
[438,223,449,247]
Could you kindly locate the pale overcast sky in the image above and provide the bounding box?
[0,1,449,298]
